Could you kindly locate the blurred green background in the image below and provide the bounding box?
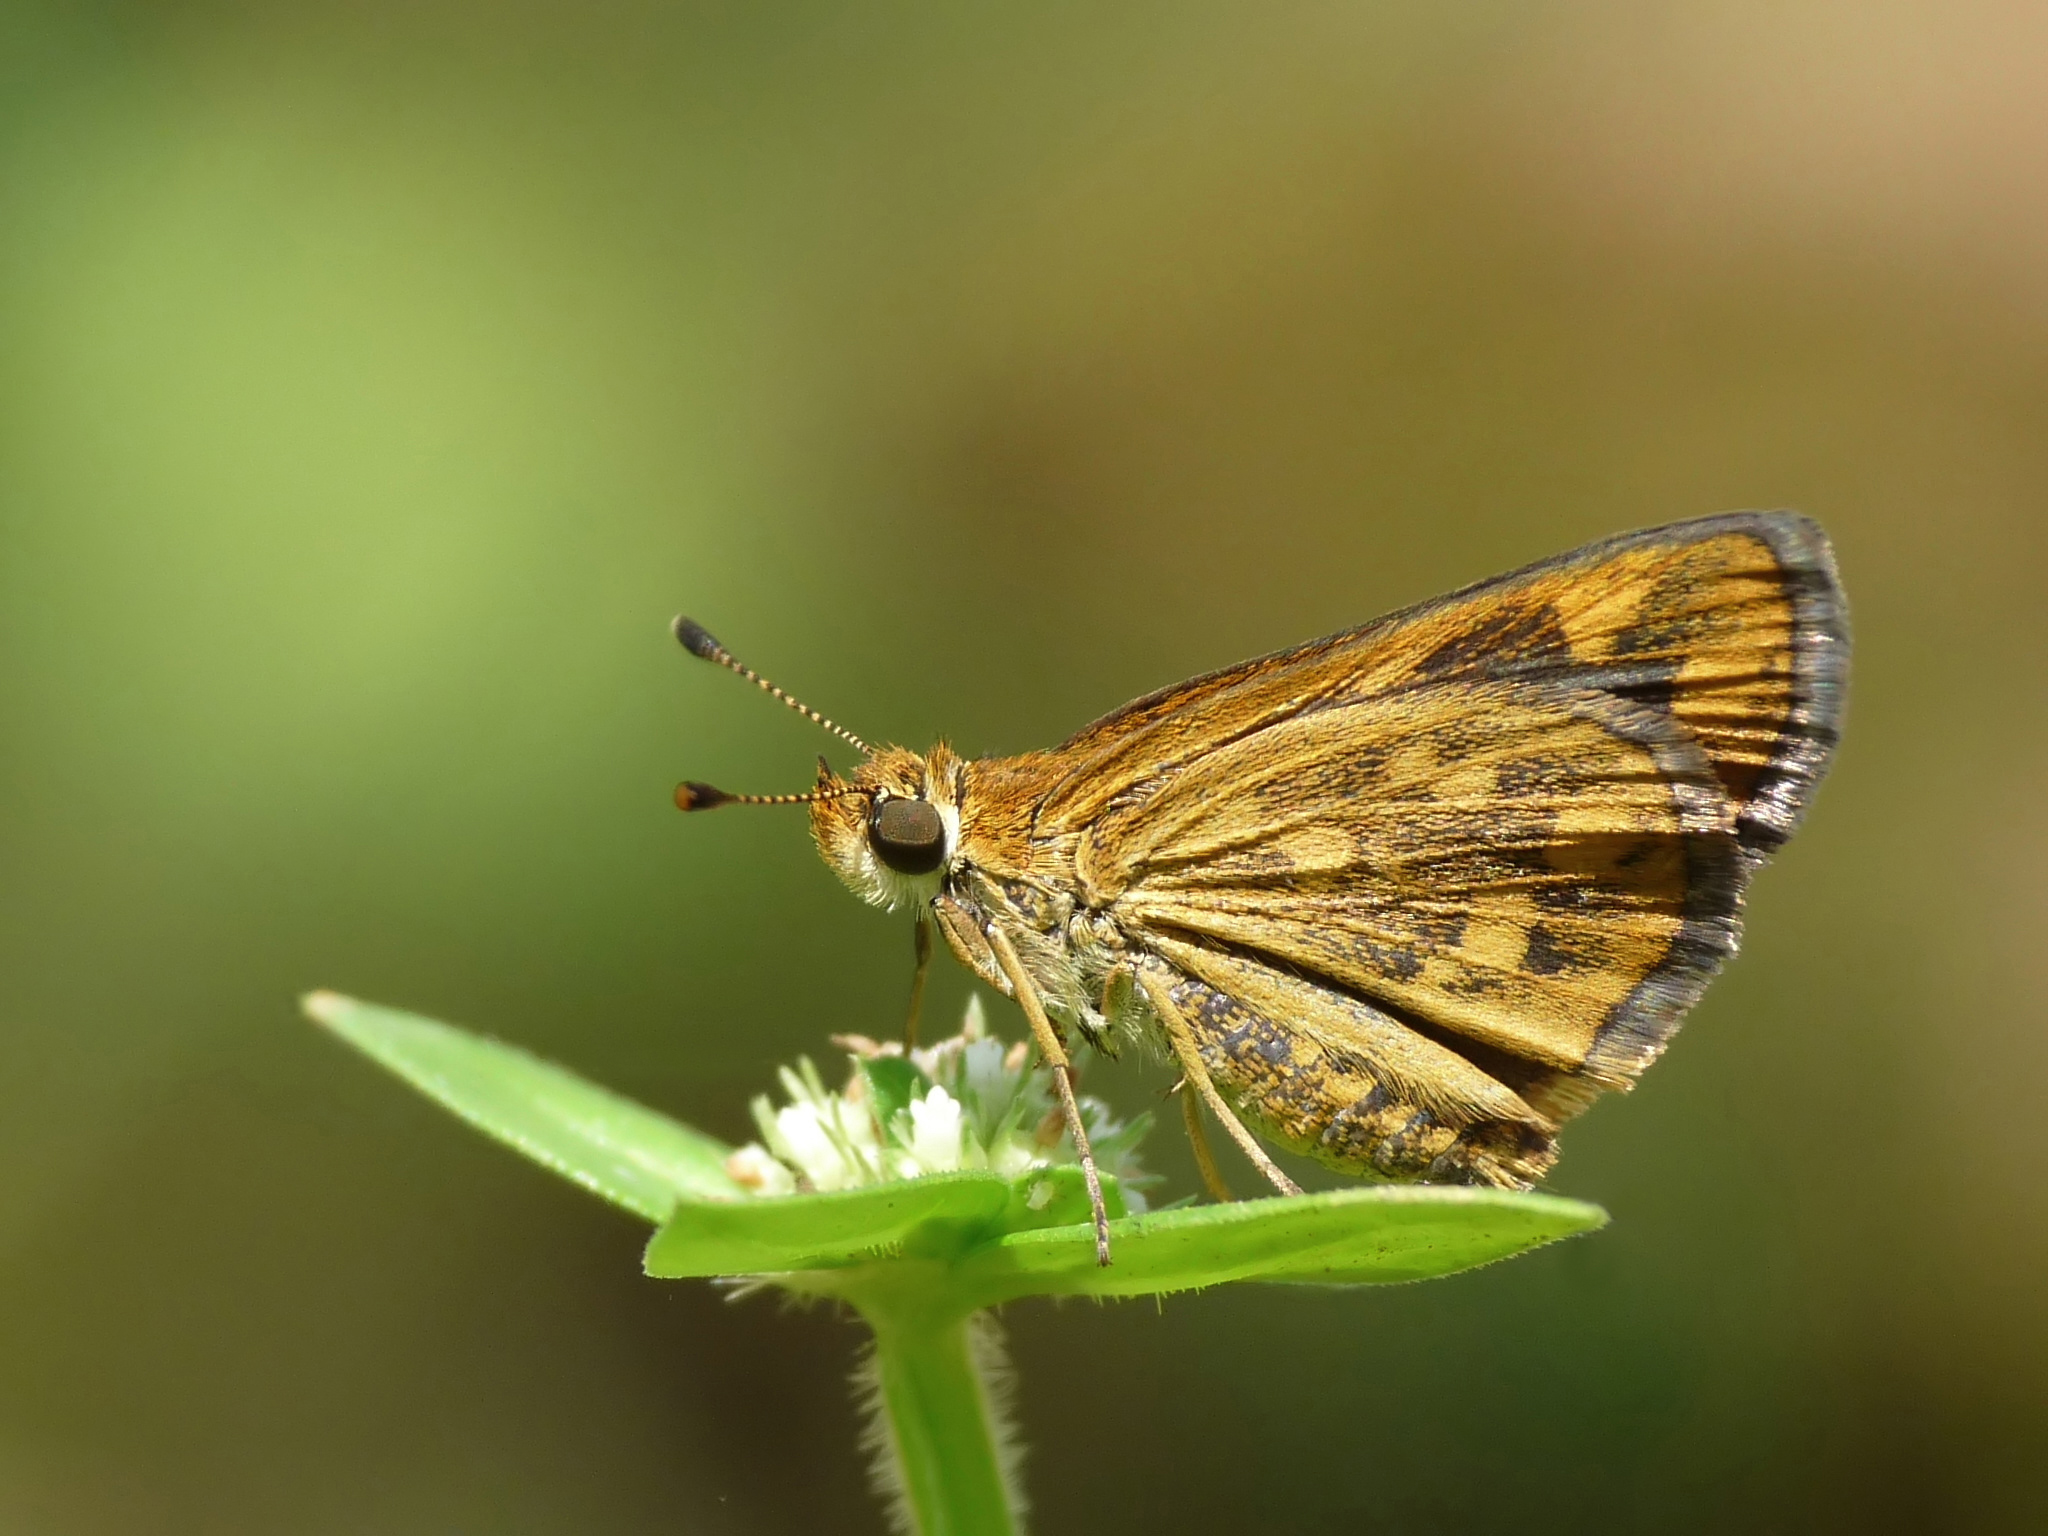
[3,3,2045,1531]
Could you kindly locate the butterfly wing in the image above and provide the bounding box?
[1104,680,1742,1171]
[1036,511,1846,864]
[1026,513,1847,1184]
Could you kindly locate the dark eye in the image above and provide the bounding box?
[868,797,947,875]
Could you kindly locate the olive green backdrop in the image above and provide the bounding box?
[3,4,2044,1532]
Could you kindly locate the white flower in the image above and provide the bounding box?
[897,1085,968,1177]
[775,1102,858,1189]
[725,1142,797,1196]
[751,1059,886,1192]
[732,997,1155,1207]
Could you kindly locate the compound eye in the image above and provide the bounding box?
[868,797,947,876]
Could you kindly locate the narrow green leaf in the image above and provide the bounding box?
[644,1172,1013,1278]
[304,990,743,1220]
[956,1186,1605,1302]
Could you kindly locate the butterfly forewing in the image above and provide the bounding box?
[1035,514,1842,858]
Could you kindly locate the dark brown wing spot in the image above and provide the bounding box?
[1521,922,1575,976]
[1495,753,1576,797]
[1414,602,1573,680]
[1601,660,1680,714]
[1610,564,1709,659]
[1347,933,1424,982]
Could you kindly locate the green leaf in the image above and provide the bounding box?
[859,1053,931,1132]
[308,992,1607,1311]
[996,1164,1127,1234]
[304,990,743,1220]
[955,1186,1605,1302]
[644,1172,1013,1278]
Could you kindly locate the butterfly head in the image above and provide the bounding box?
[670,617,963,910]
[810,745,964,911]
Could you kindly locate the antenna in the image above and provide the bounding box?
[672,620,875,813]
[672,616,873,755]
[673,780,866,813]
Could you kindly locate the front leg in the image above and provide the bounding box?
[932,893,1008,996]
[984,922,1113,1268]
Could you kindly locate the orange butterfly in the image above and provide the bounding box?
[676,513,1849,1264]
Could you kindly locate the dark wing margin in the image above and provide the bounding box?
[1388,512,1849,866]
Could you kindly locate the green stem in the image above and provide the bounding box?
[858,1305,1023,1536]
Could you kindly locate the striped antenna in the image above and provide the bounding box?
[672,616,873,755]
[673,780,865,813]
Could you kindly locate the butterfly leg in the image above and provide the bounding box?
[904,909,932,1048]
[1098,961,1231,1201]
[983,921,1112,1267]
[1177,1080,1237,1203]
[1136,967,1303,1199]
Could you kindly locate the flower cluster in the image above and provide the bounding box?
[724,997,1156,1210]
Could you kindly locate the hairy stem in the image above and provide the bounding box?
[856,1307,1025,1536]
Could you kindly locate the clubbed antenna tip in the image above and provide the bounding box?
[666,615,874,755]
[673,778,863,812]
[672,615,723,660]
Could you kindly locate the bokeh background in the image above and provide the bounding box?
[4,3,2045,1531]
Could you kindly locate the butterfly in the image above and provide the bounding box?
[674,512,1849,1264]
